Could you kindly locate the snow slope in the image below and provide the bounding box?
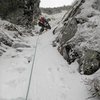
[27,29,89,100]
[0,10,99,100]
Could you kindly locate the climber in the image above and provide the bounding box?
[38,16,51,33]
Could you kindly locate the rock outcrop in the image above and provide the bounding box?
[0,19,32,56]
[0,0,41,26]
[54,0,100,96]
[54,0,100,75]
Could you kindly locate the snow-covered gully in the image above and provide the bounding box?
[0,27,94,100]
[24,29,97,100]
[0,12,99,100]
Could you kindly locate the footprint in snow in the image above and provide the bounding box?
[57,67,60,72]
[48,67,52,72]
[15,67,26,73]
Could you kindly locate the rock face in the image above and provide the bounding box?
[0,19,32,56]
[0,32,13,47]
[78,49,100,75]
[0,30,13,56]
[0,0,41,26]
[60,18,78,45]
[54,0,100,96]
[55,0,100,75]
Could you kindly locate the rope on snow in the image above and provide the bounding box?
[25,34,40,100]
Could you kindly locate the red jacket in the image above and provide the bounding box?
[39,17,46,24]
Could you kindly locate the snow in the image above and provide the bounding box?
[0,9,99,100]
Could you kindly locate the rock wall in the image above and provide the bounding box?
[55,0,100,75]
[0,0,41,26]
[54,0,100,96]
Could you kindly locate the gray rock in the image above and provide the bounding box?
[92,0,100,11]
[0,32,13,47]
[64,0,85,22]
[60,43,100,75]
[59,44,79,64]
[13,43,30,48]
[60,18,78,45]
[5,24,17,31]
[0,0,41,26]
[79,49,100,75]
[56,0,100,75]
[94,78,100,96]
[0,49,6,56]
[76,17,88,24]
[87,78,100,97]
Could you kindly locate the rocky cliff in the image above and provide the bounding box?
[54,0,100,96]
[55,0,100,75]
[0,0,41,26]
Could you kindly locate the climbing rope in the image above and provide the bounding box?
[1,25,40,100]
[25,34,40,100]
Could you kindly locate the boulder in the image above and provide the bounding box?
[79,49,100,75]
[60,44,100,75]
[59,44,79,64]
[13,43,30,48]
[0,32,13,47]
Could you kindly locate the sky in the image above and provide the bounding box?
[40,0,74,8]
